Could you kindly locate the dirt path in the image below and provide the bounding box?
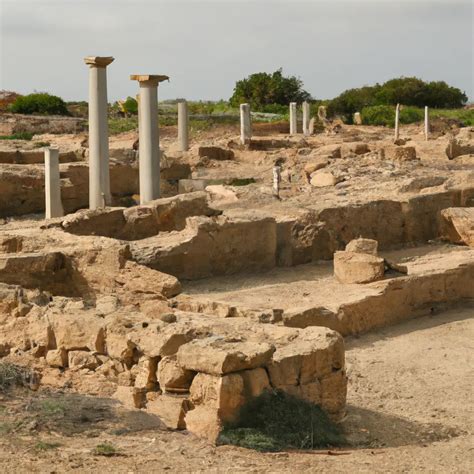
[0,306,472,473]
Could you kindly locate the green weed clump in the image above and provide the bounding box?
[220,390,345,452]
[0,363,33,391]
[0,132,34,140]
[94,442,119,456]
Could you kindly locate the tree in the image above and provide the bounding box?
[229,69,311,110]
[327,77,467,121]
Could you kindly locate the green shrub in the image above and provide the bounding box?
[0,132,34,140]
[0,363,33,391]
[220,390,345,452]
[328,77,467,122]
[361,105,424,127]
[361,105,394,127]
[94,442,119,456]
[121,97,138,115]
[9,93,70,116]
[399,106,424,124]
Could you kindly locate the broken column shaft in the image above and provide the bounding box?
[44,147,64,219]
[240,103,251,144]
[178,100,189,152]
[302,101,310,136]
[289,102,297,135]
[424,106,429,141]
[131,74,169,204]
[394,103,400,141]
[84,56,114,209]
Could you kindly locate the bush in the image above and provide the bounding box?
[361,105,425,127]
[220,390,345,452]
[9,93,70,116]
[328,77,467,122]
[0,132,34,140]
[121,97,138,115]
[229,68,311,110]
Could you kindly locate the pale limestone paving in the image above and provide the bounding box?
[84,56,114,209]
[44,147,63,219]
[130,74,169,204]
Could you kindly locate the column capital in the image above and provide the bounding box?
[84,56,115,68]
[130,75,169,86]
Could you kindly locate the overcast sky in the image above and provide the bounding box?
[1,0,472,102]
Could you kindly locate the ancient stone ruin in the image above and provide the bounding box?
[0,56,473,449]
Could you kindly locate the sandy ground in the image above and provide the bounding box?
[0,305,472,473]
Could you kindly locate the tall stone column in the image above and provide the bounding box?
[131,74,169,204]
[394,103,400,141]
[302,101,310,136]
[240,103,251,144]
[289,102,297,135]
[84,56,114,209]
[178,100,189,151]
[424,106,429,141]
[44,147,64,219]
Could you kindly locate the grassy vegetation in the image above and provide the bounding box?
[94,442,119,456]
[0,132,34,140]
[220,390,345,452]
[431,108,474,126]
[35,441,61,451]
[108,116,138,134]
[0,363,33,391]
[360,105,474,127]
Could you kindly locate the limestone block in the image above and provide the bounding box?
[267,327,344,388]
[334,251,385,284]
[184,405,222,442]
[340,142,369,158]
[314,144,341,158]
[189,372,244,423]
[68,350,100,370]
[320,369,347,418]
[45,348,68,368]
[304,158,329,176]
[50,312,105,353]
[310,171,340,187]
[132,357,159,391]
[384,145,417,161]
[440,207,474,247]
[113,385,146,409]
[157,356,195,393]
[146,392,188,429]
[198,146,234,161]
[177,337,275,375]
[240,367,270,398]
[61,208,126,237]
[345,238,378,256]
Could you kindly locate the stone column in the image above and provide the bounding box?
[302,101,310,136]
[130,74,169,204]
[424,106,429,141]
[44,148,64,219]
[272,165,281,199]
[240,103,251,144]
[289,102,297,135]
[178,100,189,152]
[394,103,400,141]
[84,56,114,209]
